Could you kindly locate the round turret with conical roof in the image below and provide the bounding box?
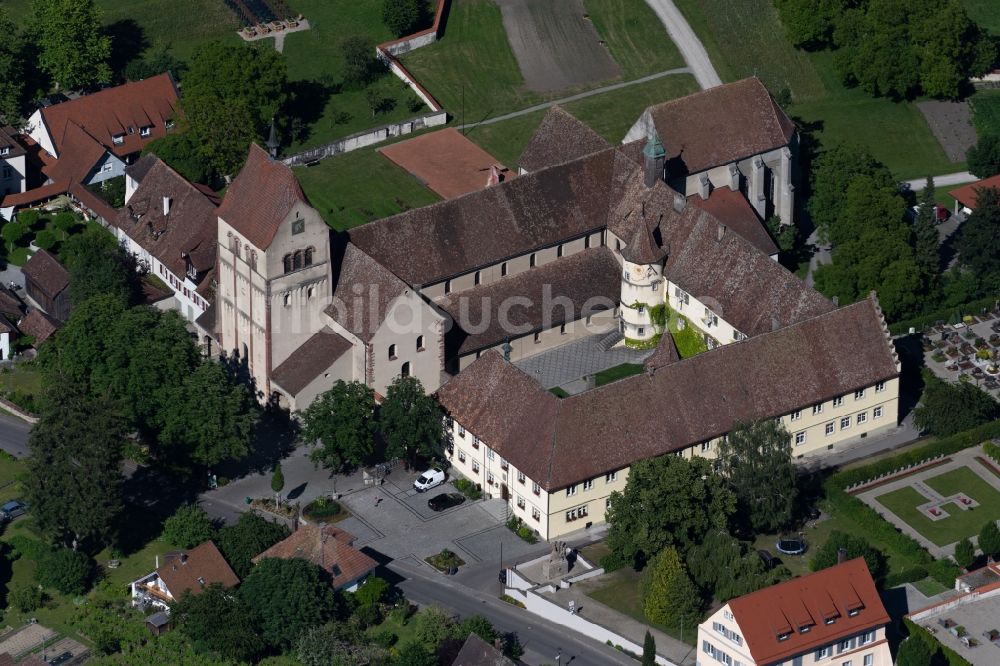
[620,221,666,348]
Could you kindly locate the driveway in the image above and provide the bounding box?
[644,0,722,89]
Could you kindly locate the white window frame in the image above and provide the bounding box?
[857,412,868,425]
[812,403,823,415]
[605,471,617,483]
[140,125,152,137]
[794,431,806,446]
[112,134,124,145]
[825,422,835,436]
[833,396,844,407]
[873,406,883,419]
[854,389,865,400]
[582,479,594,491]
[875,381,886,393]
[790,410,801,421]
[841,417,851,430]
[566,485,577,497]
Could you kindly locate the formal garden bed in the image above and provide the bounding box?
[250,497,299,520]
[505,516,538,544]
[425,548,464,573]
[301,496,349,524]
[5,207,88,267]
[453,478,482,500]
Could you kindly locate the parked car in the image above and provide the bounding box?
[0,499,28,521]
[427,492,465,511]
[413,468,446,492]
[909,203,950,224]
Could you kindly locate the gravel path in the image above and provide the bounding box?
[644,0,722,90]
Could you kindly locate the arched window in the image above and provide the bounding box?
[388,344,397,360]
[416,335,424,351]
[304,247,314,267]
[400,361,411,377]
[292,250,303,271]
[283,254,292,273]
[307,286,314,299]
[283,293,290,307]
[250,251,257,272]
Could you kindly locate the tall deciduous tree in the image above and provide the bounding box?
[954,537,976,569]
[913,176,941,283]
[913,370,999,437]
[302,380,377,470]
[956,186,1000,293]
[686,530,791,601]
[181,41,287,175]
[217,512,289,579]
[25,381,125,549]
[340,35,378,88]
[296,623,389,666]
[978,521,1000,561]
[159,359,257,469]
[808,144,898,244]
[642,547,701,630]
[161,505,216,549]
[173,584,264,663]
[239,557,340,650]
[380,375,443,467]
[383,0,422,37]
[0,9,25,124]
[810,530,888,582]
[966,135,1000,179]
[61,227,142,307]
[716,420,798,534]
[604,455,735,569]
[30,0,111,90]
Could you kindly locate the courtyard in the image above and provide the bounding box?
[857,446,1000,556]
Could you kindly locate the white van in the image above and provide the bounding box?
[413,468,446,492]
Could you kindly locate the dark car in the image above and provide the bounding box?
[427,493,465,512]
[0,499,28,522]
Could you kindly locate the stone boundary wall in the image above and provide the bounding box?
[846,454,951,494]
[0,396,38,424]
[909,584,1000,621]
[376,0,448,112]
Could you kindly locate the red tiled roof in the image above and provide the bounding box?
[157,541,239,599]
[39,73,178,158]
[69,182,118,222]
[949,174,1000,210]
[646,78,795,174]
[271,327,353,396]
[689,187,778,257]
[22,250,69,299]
[0,181,68,208]
[18,309,60,346]
[217,144,308,250]
[451,633,517,666]
[42,122,109,185]
[252,524,378,589]
[0,126,26,159]
[728,558,890,665]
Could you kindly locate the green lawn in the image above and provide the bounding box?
[672,0,958,179]
[962,0,1000,35]
[971,90,1000,137]
[595,363,644,387]
[585,568,696,645]
[875,467,1000,546]
[583,0,685,79]
[669,319,708,359]
[294,149,440,231]
[0,364,42,398]
[911,576,949,597]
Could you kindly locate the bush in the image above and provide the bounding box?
[810,531,888,583]
[303,497,341,522]
[883,566,929,589]
[371,629,397,648]
[454,478,481,500]
[35,547,95,596]
[927,558,961,588]
[9,583,43,612]
[7,535,49,561]
[354,576,389,608]
[985,441,1000,464]
[52,211,78,235]
[33,230,56,251]
[15,209,39,228]
[506,516,538,544]
[162,505,216,549]
[351,602,382,629]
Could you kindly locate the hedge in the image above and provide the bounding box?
[889,296,997,336]
[903,618,973,666]
[985,441,1000,464]
[883,566,929,589]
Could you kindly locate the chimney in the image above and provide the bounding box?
[163,196,172,216]
[832,295,839,306]
[180,553,188,565]
[673,194,686,213]
[771,316,780,332]
[155,554,159,570]
[837,547,848,564]
[716,224,726,242]
[698,173,711,200]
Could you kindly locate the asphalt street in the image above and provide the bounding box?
[0,410,31,458]
[387,560,638,666]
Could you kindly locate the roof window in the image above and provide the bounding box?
[112,134,124,145]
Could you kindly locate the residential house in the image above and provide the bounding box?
[21,249,70,322]
[697,558,892,666]
[116,155,218,323]
[451,634,517,666]
[129,541,239,611]
[949,174,1000,217]
[251,523,378,592]
[0,127,27,197]
[17,309,60,348]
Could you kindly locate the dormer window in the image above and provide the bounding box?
[799,625,811,633]
[186,260,197,280]
[825,617,836,625]
[0,147,8,156]
[848,607,861,617]
[112,134,124,145]
[127,126,135,135]
[140,125,151,137]
[777,632,791,642]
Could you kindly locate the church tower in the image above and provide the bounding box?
[620,221,667,348]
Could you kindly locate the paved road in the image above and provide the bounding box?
[644,0,722,90]
[387,559,637,666]
[457,66,692,130]
[0,411,31,458]
[903,171,975,190]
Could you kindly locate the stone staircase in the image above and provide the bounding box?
[596,330,623,351]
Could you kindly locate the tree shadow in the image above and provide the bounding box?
[116,467,199,555]
[895,334,925,419]
[283,79,334,147]
[286,482,307,500]
[214,406,300,480]
[105,19,151,81]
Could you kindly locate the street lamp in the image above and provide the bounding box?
[555,647,562,665]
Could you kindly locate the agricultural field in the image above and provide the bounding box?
[673,0,959,179]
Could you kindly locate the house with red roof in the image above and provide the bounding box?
[696,558,891,666]
[129,541,239,611]
[949,174,1000,217]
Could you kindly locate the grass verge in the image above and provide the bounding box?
[594,363,644,386]
[582,0,685,79]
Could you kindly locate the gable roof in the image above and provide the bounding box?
[0,127,26,159]
[271,327,353,396]
[126,153,159,185]
[437,295,899,490]
[18,309,60,346]
[22,249,69,299]
[217,144,308,250]
[156,541,239,599]
[688,186,778,257]
[252,524,378,589]
[327,243,411,343]
[39,73,178,158]
[115,157,219,280]
[949,175,1000,210]
[451,633,517,666]
[645,78,795,174]
[728,558,890,665]
[41,121,109,186]
[518,106,610,173]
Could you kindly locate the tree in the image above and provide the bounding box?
[365,87,388,118]
[774,0,847,50]
[181,41,287,176]
[967,135,1000,179]
[979,521,1000,561]
[9,583,43,612]
[380,375,444,467]
[159,359,257,469]
[172,583,265,663]
[52,211,77,237]
[411,606,457,651]
[642,547,701,629]
[716,419,797,534]
[896,634,935,666]
[913,176,941,283]
[0,8,25,124]
[340,36,378,87]
[808,144,898,244]
[956,186,1000,292]
[296,623,389,666]
[239,557,339,650]
[810,531,888,582]
[1,222,27,252]
[302,380,377,470]
[642,630,656,666]
[954,537,976,569]
[217,512,289,579]
[914,370,999,437]
[392,643,438,666]
[34,229,56,251]
[686,530,791,601]
[604,455,735,569]
[30,0,111,90]
[354,576,390,608]
[161,505,215,549]
[143,131,213,185]
[24,381,125,549]
[61,227,141,306]
[383,0,422,37]
[35,546,95,595]
[271,462,285,502]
